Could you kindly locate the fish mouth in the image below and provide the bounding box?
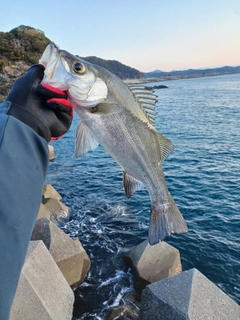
[39,44,60,79]
[39,44,57,67]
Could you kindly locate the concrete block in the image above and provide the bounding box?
[140,268,240,320]
[37,203,51,220]
[10,240,74,320]
[42,184,62,201]
[31,218,91,286]
[124,240,181,292]
[43,198,70,223]
[48,145,55,161]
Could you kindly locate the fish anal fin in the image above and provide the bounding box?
[148,196,188,245]
[157,132,174,162]
[75,122,99,158]
[123,172,145,198]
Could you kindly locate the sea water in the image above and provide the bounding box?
[46,73,240,319]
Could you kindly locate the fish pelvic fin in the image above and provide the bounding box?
[123,172,145,198]
[148,197,188,245]
[75,122,99,158]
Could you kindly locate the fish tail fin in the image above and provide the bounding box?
[149,196,188,245]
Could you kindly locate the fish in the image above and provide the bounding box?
[39,44,188,245]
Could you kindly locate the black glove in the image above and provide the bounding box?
[6,64,73,142]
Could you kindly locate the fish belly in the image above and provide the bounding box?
[82,108,167,197]
[78,108,188,244]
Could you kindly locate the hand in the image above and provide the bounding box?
[6,64,73,142]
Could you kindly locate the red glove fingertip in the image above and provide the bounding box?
[47,98,73,116]
[41,84,67,97]
[50,135,63,141]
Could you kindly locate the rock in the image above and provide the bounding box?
[140,268,240,320]
[31,218,91,286]
[42,184,62,201]
[105,306,139,320]
[43,198,70,223]
[145,84,168,90]
[3,62,29,78]
[0,62,30,102]
[124,240,181,292]
[48,145,55,161]
[105,291,141,320]
[10,240,74,320]
[37,203,51,220]
[42,185,69,223]
[123,291,141,313]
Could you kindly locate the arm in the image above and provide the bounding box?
[0,106,48,319]
[0,65,73,319]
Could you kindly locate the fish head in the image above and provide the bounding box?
[39,44,108,108]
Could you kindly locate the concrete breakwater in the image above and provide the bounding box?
[9,147,240,319]
[10,184,91,320]
[9,182,240,319]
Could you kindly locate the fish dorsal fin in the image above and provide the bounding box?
[75,122,99,158]
[123,172,145,198]
[128,85,158,124]
[157,132,174,162]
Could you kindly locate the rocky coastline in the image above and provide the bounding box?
[11,177,240,319]
[9,145,240,319]
[0,61,29,102]
[2,65,240,319]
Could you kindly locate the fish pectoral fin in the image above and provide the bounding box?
[157,132,174,162]
[91,103,123,115]
[75,122,99,158]
[123,172,145,198]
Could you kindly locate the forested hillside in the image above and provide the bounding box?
[0,25,144,79]
[0,25,55,68]
[0,25,144,100]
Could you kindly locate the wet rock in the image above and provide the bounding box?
[41,185,69,223]
[37,203,51,220]
[42,184,62,201]
[124,240,181,292]
[140,268,240,320]
[10,240,74,320]
[105,306,139,320]
[43,197,70,223]
[31,218,91,286]
[123,291,141,312]
[48,145,55,161]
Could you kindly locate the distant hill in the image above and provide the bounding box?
[0,25,144,80]
[80,56,144,80]
[144,66,240,79]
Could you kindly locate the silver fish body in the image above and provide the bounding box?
[39,44,188,245]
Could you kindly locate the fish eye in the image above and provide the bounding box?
[72,61,86,74]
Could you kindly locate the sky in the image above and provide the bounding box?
[1,0,240,72]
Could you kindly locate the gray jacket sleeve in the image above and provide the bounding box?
[0,101,49,319]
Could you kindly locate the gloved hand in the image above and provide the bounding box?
[6,64,73,142]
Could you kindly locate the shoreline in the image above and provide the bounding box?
[124,71,240,85]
